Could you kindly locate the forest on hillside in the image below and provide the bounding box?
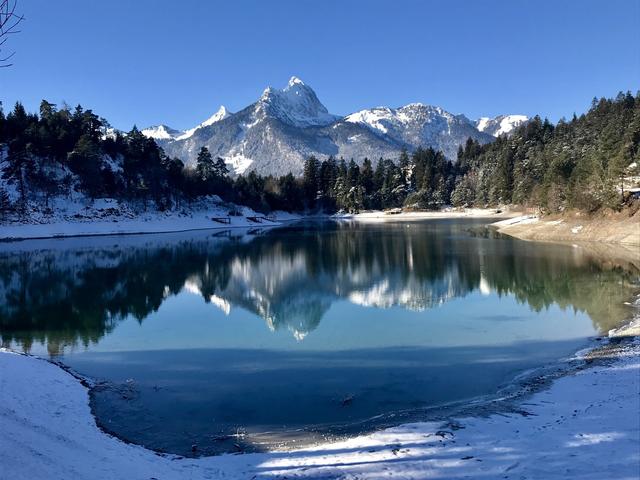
[0,91,638,218]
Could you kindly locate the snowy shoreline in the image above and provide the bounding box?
[0,202,301,241]
[0,206,513,241]
[1,327,638,479]
[334,207,517,222]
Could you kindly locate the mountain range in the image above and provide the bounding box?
[142,77,528,176]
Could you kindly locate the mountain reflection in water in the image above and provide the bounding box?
[1,220,637,354]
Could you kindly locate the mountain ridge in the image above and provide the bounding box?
[143,77,527,176]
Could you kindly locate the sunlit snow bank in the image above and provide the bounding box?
[0,198,300,240]
[335,208,517,222]
[0,333,638,479]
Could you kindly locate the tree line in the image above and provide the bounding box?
[452,91,640,212]
[1,91,638,217]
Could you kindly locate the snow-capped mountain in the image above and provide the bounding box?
[140,124,181,140]
[476,114,528,137]
[144,77,521,176]
[257,76,339,128]
[343,104,490,160]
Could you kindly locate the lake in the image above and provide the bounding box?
[1,219,638,456]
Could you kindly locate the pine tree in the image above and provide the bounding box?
[360,158,374,197]
[302,156,320,209]
[196,147,215,181]
[0,187,12,218]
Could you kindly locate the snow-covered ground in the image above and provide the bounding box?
[335,208,517,222]
[0,196,300,240]
[1,334,638,479]
[0,200,514,241]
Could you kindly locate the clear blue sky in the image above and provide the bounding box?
[1,0,638,130]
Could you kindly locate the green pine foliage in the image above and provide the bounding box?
[452,91,640,212]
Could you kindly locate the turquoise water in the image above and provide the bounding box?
[1,219,637,455]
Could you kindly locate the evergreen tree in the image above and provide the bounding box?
[360,158,374,194]
[196,147,215,181]
[0,187,12,218]
[302,156,320,209]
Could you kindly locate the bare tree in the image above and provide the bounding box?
[0,0,24,67]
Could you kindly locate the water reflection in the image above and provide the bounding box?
[2,219,639,455]
[1,220,637,355]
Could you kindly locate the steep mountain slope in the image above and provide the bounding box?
[176,106,232,141]
[147,77,519,176]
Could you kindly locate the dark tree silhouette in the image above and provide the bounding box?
[0,0,24,67]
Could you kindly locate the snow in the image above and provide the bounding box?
[336,208,515,223]
[344,104,456,136]
[224,153,254,175]
[287,75,305,87]
[140,124,180,140]
[256,76,339,128]
[343,103,480,158]
[142,107,232,143]
[175,106,232,141]
[1,334,638,480]
[476,115,529,137]
[476,117,491,132]
[100,127,118,141]
[345,107,395,134]
[0,197,300,240]
[492,214,540,227]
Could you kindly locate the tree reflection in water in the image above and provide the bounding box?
[1,219,638,355]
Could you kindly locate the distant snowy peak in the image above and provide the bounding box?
[141,124,181,140]
[202,105,231,127]
[256,76,339,127]
[345,103,461,135]
[176,106,232,141]
[142,106,233,142]
[476,114,529,137]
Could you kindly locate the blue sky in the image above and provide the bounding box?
[1,0,638,130]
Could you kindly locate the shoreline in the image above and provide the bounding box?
[7,207,638,248]
[0,210,302,241]
[0,207,514,241]
[334,207,518,222]
[492,213,640,247]
[1,322,638,479]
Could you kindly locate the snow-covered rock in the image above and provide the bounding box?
[476,114,529,137]
[140,124,181,140]
[256,76,339,128]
